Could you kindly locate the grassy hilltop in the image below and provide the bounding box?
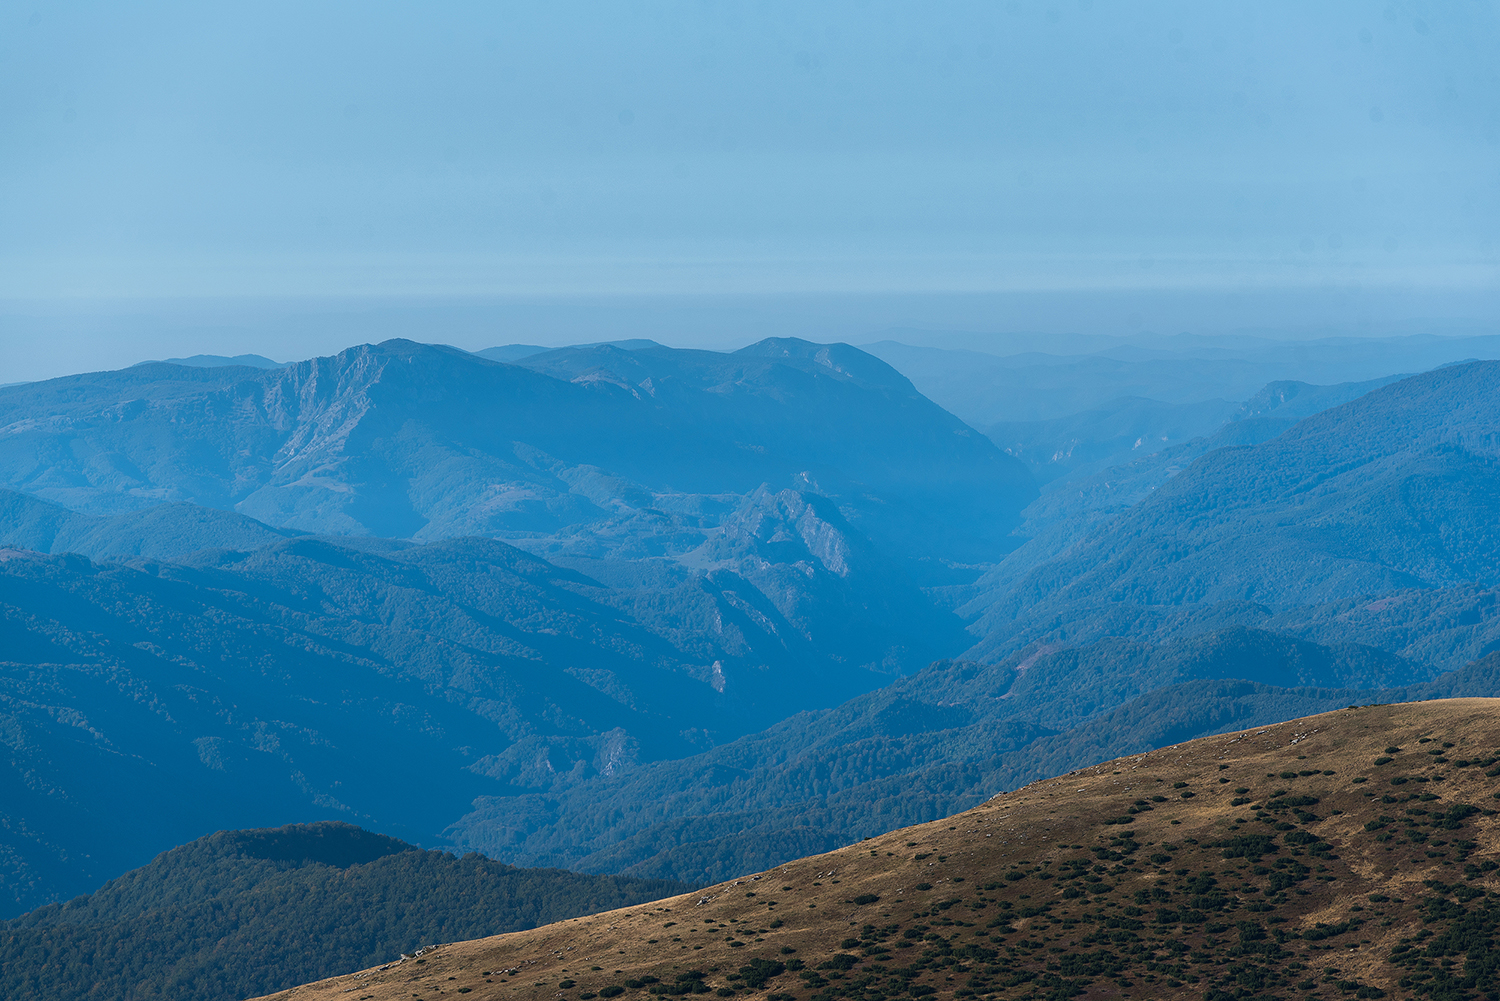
[261,698,1500,1001]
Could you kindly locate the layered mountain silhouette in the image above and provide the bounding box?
[984,373,1406,489]
[864,331,1500,425]
[0,338,1035,914]
[8,337,1500,943]
[964,360,1500,660]
[0,338,1032,562]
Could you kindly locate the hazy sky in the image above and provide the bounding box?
[5,0,1497,298]
[1,1,1498,381]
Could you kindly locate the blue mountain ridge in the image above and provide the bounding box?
[6,341,1500,929]
[0,337,1034,563]
[963,359,1500,661]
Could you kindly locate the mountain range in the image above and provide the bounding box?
[0,519,962,916]
[983,373,1408,489]
[6,333,1500,940]
[0,337,1027,912]
[0,338,1032,563]
[964,359,1500,661]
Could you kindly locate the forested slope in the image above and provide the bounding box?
[0,524,957,916]
[445,631,1494,884]
[0,822,688,1001]
[965,360,1500,660]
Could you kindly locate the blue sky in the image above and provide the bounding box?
[4,0,1496,303]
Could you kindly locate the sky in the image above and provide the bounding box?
[2,0,1498,378]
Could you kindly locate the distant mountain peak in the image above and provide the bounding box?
[474,340,667,366]
[473,344,550,362]
[149,353,284,369]
[0,336,1032,556]
[734,337,918,393]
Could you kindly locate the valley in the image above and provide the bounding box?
[15,5,1498,998]
[4,333,1500,999]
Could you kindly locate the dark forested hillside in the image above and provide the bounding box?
[0,524,966,916]
[8,491,1499,910]
[0,822,688,1001]
[443,628,1492,885]
[14,496,1487,910]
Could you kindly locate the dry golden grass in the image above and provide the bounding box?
[258,698,1500,1001]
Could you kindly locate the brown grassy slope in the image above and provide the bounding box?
[260,699,1500,1001]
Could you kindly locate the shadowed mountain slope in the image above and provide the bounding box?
[12,507,1483,913]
